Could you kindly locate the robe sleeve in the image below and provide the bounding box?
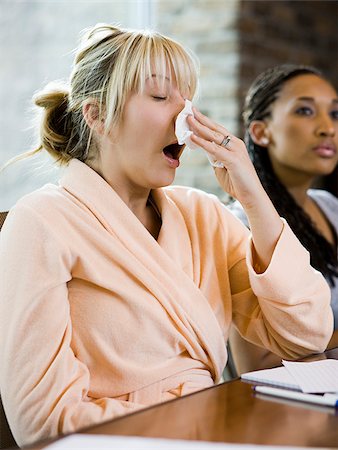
[0,204,142,447]
[229,217,333,358]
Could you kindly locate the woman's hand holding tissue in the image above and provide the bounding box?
[186,107,283,271]
[186,108,263,209]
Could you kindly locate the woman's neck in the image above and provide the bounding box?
[287,183,313,207]
[86,159,161,237]
[269,159,316,207]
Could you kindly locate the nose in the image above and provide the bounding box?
[176,94,186,112]
[172,96,186,126]
[315,112,336,138]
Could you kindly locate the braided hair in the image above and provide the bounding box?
[243,64,338,286]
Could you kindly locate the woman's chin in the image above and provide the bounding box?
[151,172,176,189]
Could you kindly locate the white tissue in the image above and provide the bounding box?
[174,99,199,151]
[175,99,224,168]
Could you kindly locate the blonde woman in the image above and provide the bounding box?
[0,25,333,446]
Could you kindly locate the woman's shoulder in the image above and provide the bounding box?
[6,183,69,230]
[308,189,338,205]
[309,189,338,232]
[0,184,71,248]
[309,189,338,215]
[13,183,64,213]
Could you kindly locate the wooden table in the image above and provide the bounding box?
[25,347,338,449]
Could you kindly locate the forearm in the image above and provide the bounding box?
[230,324,337,376]
[232,221,333,359]
[244,187,283,273]
[187,107,284,270]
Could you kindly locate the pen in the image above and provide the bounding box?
[254,386,338,408]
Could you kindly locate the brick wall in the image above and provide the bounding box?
[237,1,337,95]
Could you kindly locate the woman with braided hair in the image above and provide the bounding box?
[229,64,338,374]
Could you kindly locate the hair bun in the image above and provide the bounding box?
[34,83,69,110]
[31,82,75,164]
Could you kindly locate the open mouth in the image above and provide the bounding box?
[162,143,185,161]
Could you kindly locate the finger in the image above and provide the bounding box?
[219,135,231,149]
[190,133,234,164]
[192,108,232,143]
[188,115,230,147]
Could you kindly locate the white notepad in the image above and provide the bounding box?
[241,366,300,390]
[282,359,338,393]
[241,359,338,393]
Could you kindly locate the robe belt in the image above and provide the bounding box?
[115,369,214,405]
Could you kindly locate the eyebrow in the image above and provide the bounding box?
[296,96,338,105]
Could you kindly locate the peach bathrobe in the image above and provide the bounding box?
[0,159,333,445]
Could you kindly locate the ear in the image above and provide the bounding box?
[82,101,105,135]
[248,120,270,147]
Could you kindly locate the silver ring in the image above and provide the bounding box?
[220,135,231,148]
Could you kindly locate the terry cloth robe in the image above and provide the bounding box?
[0,159,333,446]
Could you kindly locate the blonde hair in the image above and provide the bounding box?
[4,23,199,168]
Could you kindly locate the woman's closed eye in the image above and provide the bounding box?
[152,96,167,101]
